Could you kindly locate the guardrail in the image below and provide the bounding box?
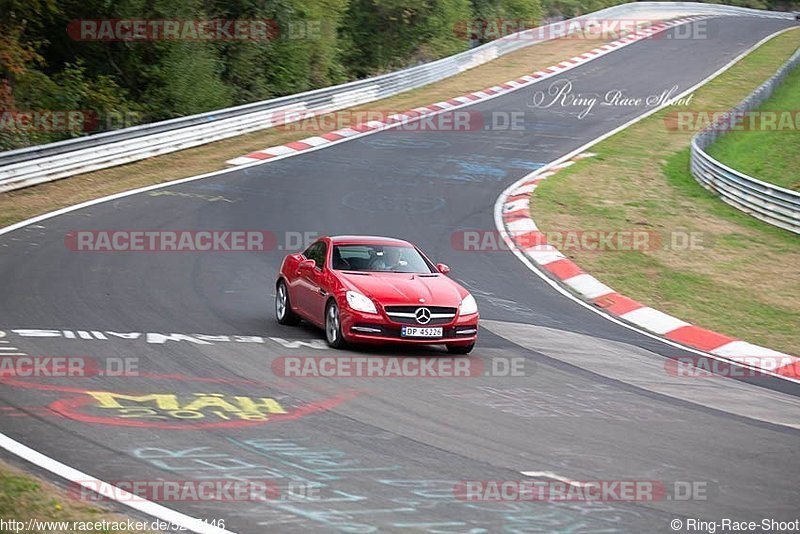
[0,2,793,193]
[690,47,800,234]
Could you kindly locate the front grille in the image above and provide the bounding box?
[384,305,457,325]
[384,306,456,314]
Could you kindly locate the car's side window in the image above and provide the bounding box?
[302,242,319,261]
[303,241,326,270]
[314,242,328,270]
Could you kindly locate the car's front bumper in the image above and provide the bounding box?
[340,308,478,345]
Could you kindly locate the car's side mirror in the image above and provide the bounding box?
[298,259,316,271]
[436,263,450,275]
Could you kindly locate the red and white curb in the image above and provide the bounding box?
[226,17,705,166]
[499,152,799,378]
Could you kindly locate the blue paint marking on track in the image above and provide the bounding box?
[359,137,453,150]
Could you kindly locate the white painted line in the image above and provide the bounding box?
[562,274,616,300]
[226,156,258,165]
[300,136,331,147]
[262,145,296,156]
[0,434,235,534]
[510,183,537,195]
[711,340,795,360]
[334,127,361,137]
[523,247,565,265]
[503,198,530,212]
[550,161,575,171]
[506,218,538,234]
[620,307,690,335]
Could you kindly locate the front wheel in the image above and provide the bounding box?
[446,342,475,354]
[275,280,301,325]
[325,301,347,349]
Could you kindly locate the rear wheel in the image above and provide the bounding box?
[325,300,347,349]
[275,280,301,325]
[446,342,475,354]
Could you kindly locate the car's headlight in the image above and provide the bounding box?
[459,294,478,315]
[346,291,377,314]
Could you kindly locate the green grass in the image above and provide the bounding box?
[706,63,800,191]
[533,28,800,355]
[0,461,157,533]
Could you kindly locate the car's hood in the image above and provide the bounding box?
[339,272,466,307]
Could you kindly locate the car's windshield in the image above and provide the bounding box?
[332,244,435,273]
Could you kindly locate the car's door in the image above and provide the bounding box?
[305,240,331,322]
[294,240,329,324]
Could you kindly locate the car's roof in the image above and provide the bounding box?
[329,235,413,246]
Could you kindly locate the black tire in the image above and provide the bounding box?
[325,300,347,349]
[447,342,475,354]
[275,280,301,325]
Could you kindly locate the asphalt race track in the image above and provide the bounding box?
[1,17,798,533]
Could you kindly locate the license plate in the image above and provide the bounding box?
[401,326,443,338]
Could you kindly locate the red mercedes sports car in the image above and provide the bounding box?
[275,235,479,353]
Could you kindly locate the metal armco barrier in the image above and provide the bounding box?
[691,48,800,234]
[0,2,792,193]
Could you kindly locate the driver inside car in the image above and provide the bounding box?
[370,247,407,271]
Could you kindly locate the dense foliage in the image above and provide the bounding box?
[0,0,795,149]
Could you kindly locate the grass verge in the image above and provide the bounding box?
[0,459,157,533]
[532,28,800,355]
[0,23,663,229]
[705,60,800,191]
